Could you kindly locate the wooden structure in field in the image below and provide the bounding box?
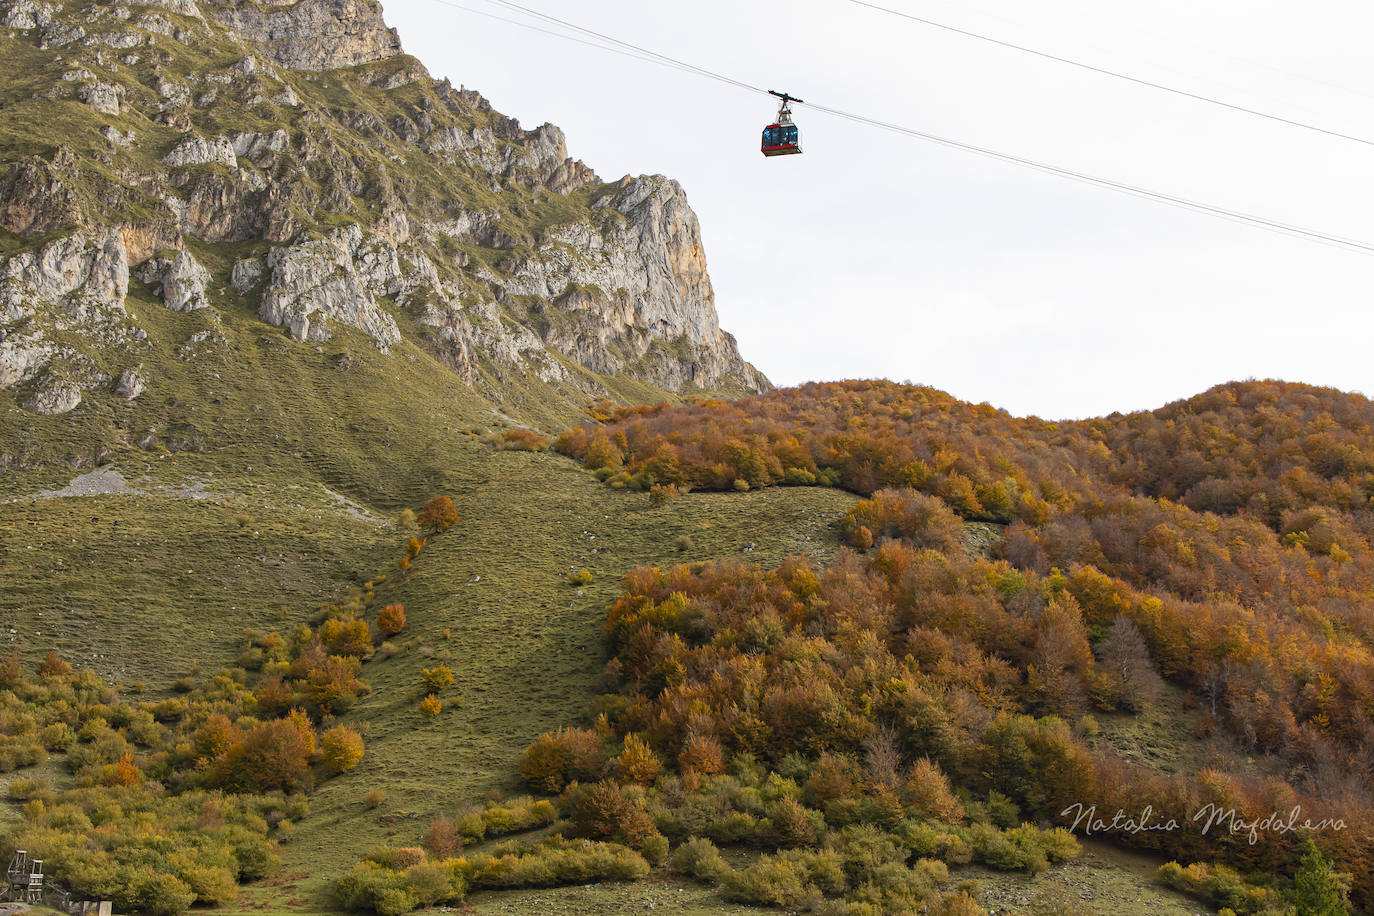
[4,849,43,903]
[4,849,107,915]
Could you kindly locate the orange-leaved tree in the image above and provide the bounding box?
[418,495,460,533]
[319,725,365,774]
[377,603,406,637]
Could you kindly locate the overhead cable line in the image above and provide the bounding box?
[481,0,767,95]
[425,0,1374,256]
[425,0,706,73]
[800,101,1374,255]
[846,0,1374,150]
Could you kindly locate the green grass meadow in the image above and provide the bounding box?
[0,441,1212,914]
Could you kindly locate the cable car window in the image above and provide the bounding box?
[763,128,778,146]
[785,126,798,144]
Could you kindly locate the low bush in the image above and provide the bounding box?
[670,837,732,884]
[319,725,365,774]
[1157,861,1287,914]
[419,665,454,693]
[463,838,649,891]
[518,727,608,793]
[423,815,460,859]
[722,853,813,907]
[377,604,406,636]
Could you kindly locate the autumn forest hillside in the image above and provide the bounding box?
[5,376,1373,916]
[542,378,1374,908]
[4,0,1366,909]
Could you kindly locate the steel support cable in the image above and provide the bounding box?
[422,0,1374,256]
[846,0,1374,150]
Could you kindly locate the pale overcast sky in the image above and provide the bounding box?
[382,0,1373,420]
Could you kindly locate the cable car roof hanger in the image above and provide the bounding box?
[762,89,804,157]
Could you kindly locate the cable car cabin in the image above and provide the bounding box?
[761,90,804,157]
[761,122,801,156]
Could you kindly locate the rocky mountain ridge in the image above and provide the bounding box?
[0,0,766,422]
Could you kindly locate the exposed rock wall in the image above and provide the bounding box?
[258,224,402,347]
[504,175,765,390]
[203,0,401,71]
[0,231,141,414]
[0,0,766,416]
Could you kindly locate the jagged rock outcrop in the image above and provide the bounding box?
[0,0,766,423]
[113,367,145,399]
[144,0,202,19]
[0,155,83,236]
[80,80,123,114]
[2,0,52,29]
[0,230,129,316]
[0,231,136,412]
[204,0,401,71]
[24,377,82,414]
[231,130,289,160]
[259,224,402,347]
[230,256,264,292]
[502,175,764,390]
[135,249,212,311]
[164,134,237,168]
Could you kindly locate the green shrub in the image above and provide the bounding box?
[638,833,669,865]
[472,796,559,840]
[770,795,821,848]
[319,725,365,773]
[10,787,278,914]
[670,837,731,884]
[1157,861,1286,914]
[177,865,237,905]
[419,665,454,693]
[965,823,1078,875]
[706,810,759,845]
[337,864,408,914]
[403,862,452,906]
[126,870,197,916]
[984,790,1019,829]
[456,809,487,843]
[722,854,812,907]
[463,838,649,890]
[838,825,908,886]
[39,722,77,751]
[894,819,974,865]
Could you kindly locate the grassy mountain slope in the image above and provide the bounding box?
[0,435,1211,915]
[0,1,1358,911]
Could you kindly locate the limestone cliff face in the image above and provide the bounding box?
[504,175,765,391]
[203,0,401,71]
[0,0,767,417]
[0,231,137,414]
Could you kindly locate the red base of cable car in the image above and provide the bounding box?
[761,119,801,157]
